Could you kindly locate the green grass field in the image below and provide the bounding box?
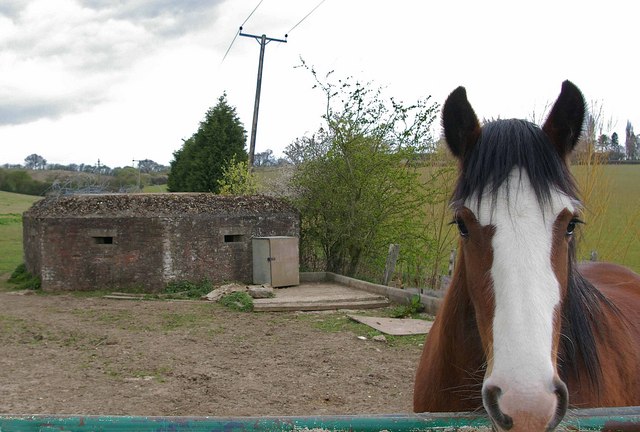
[0,191,41,280]
[571,164,640,271]
[142,184,168,193]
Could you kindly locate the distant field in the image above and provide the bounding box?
[571,164,640,272]
[142,184,168,193]
[139,167,286,194]
[0,191,41,280]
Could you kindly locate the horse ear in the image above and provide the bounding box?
[542,80,585,159]
[442,87,481,160]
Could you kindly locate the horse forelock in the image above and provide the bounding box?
[451,119,580,213]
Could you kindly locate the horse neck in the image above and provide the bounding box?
[416,251,486,411]
[441,253,487,372]
[559,264,640,406]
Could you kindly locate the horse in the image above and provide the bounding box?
[413,81,640,431]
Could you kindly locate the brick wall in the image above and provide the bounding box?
[23,194,299,292]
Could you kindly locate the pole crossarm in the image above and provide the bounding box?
[239,30,287,44]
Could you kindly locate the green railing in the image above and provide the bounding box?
[1,407,640,431]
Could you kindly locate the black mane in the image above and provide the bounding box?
[451,118,612,401]
[559,241,619,399]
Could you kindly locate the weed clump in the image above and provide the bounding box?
[8,263,41,290]
[163,279,213,299]
[389,294,424,318]
[219,291,253,312]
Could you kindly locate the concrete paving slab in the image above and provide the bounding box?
[252,282,390,312]
[347,314,433,335]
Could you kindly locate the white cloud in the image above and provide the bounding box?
[0,0,638,166]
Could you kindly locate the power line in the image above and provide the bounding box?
[286,0,326,36]
[221,0,265,64]
[241,0,264,27]
[221,29,240,64]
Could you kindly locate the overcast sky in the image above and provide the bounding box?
[1,0,638,168]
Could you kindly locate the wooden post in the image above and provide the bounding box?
[448,248,456,276]
[438,248,457,291]
[382,244,400,286]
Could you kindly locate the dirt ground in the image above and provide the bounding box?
[0,291,423,417]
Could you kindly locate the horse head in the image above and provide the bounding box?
[441,81,585,431]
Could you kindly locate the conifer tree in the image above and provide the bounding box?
[168,93,247,192]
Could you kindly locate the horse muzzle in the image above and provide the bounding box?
[482,376,568,431]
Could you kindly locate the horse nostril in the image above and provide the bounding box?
[482,384,513,430]
[548,378,569,431]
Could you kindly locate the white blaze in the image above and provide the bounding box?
[467,168,576,393]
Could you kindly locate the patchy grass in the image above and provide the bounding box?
[70,308,139,327]
[100,361,173,382]
[297,311,427,348]
[0,314,49,345]
[160,312,205,331]
[68,303,216,333]
[130,366,172,383]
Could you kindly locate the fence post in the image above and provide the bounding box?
[382,244,400,286]
[438,248,457,291]
[448,248,456,276]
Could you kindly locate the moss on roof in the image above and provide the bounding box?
[24,193,297,218]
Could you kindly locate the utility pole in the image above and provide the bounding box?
[132,159,142,191]
[239,28,287,169]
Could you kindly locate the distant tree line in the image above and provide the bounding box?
[0,169,50,195]
[588,121,640,162]
[0,155,170,196]
[7,154,170,175]
[3,144,289,197]
[575,114,640,163]
[253,149,290,167]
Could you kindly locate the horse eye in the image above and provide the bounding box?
[456,218,469,237]
[566,218,583,236]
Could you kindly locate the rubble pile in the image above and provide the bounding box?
[24,193,297,218]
